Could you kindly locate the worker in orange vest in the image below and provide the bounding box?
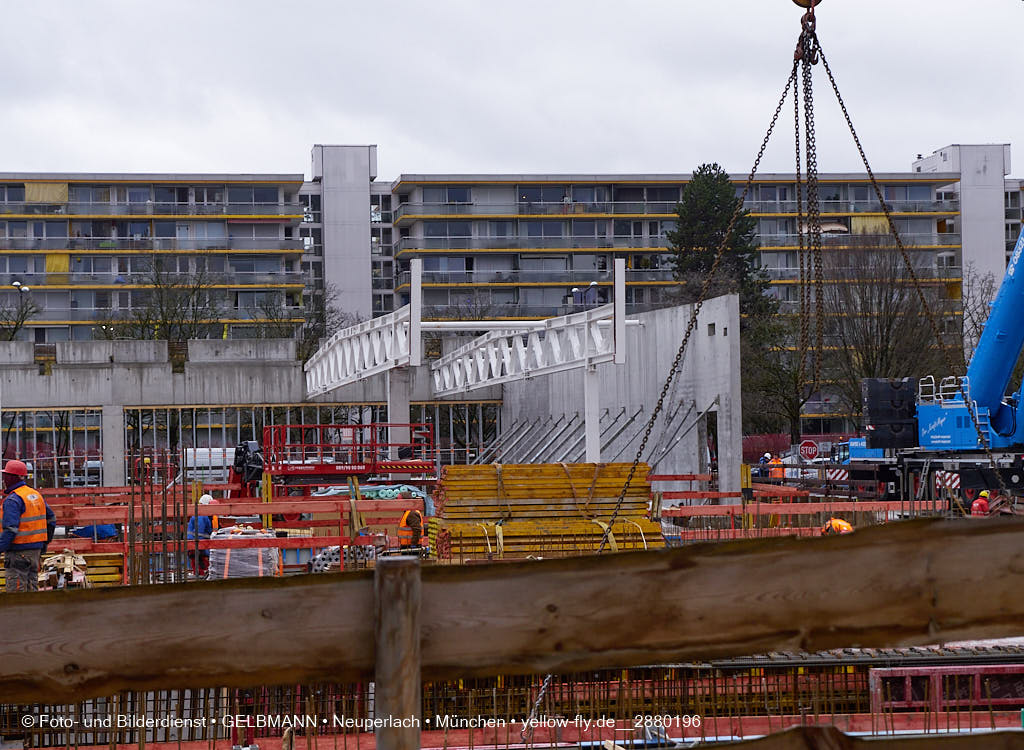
[821,517,854,536]
[397,508,424,548]
[769,455,785,480]
[970,490,990,516]
[0,459,55,592]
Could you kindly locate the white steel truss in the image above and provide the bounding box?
[431,304,618,396]
[305,306,413,397]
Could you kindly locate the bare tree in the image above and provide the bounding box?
[0,293,40,341]
[741,315,812,443]
[959,261,997,368]
[255,283,360,361]
[95,258,225,341]
[819,240,953,420]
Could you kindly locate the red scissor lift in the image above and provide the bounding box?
[244,423,436,570]
[261,422,436,482]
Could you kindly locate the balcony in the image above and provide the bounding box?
[24,307,305,323]
[0,237,305,252]
[0,201,304,217]
[393,201,680,222]
[395,269,676,288]
[420,302,663,321]
[756,233,961,249]
[761,265,962,282]
[743,199,960,214]
[397,235,671,253]
[0,271,306,287]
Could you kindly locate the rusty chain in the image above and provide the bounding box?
[815,41,1011,500]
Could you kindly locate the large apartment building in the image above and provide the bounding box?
[0,173,305,343]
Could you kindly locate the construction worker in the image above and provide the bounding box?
[187,494,220,577]
[397,507,424,548]
[769,454,785,480]
[0,459,56,592]
[971,490,990,517]
[821,517,854,536]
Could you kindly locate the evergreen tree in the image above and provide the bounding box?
[666,163,774,324]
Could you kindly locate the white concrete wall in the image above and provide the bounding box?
[915,144,1011,284]
[499,296,743,493]
[313,144,376,320]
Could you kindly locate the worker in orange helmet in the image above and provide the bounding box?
[970,490,990,517]
[821,517,853,536]
[0,459,56,592]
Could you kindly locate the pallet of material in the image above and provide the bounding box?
[0,552,123,591]
[433,463,662,558]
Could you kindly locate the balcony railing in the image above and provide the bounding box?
[743,199,959,214]
[395,269,676,287]
[398,235,671,252]
[392,198,960,222]
[393,201,680,221]
[26,307,305,323]
[0,201,304,217]
[761,265,962,281]
[420,302,662,320]
[0,271,306,287]
[0,237,304,252]
[757,233,961,248]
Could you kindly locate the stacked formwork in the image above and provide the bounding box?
[431,462,663,560]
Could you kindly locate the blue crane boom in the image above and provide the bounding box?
[918,226,1024,449]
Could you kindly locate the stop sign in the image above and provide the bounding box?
[799,440,819,461]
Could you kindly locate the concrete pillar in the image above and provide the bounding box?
[386,367,412,457]
[102,405,125,486]
[583,365,601,463]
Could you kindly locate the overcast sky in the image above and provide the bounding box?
[2,0,1020,180]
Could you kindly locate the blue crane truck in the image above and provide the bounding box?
[861,227,1024,508]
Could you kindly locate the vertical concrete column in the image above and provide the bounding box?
[101,404,126,486]
[374,556,421,750]
[386,367,412,456]
[583,365,601,463]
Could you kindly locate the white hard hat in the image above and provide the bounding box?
[199,494,214,505]
[763,452,772,460]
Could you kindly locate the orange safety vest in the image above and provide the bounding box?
[10,485,48,547]
[398,509,422,547]
[769,458,785,479]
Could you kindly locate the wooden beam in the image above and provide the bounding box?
[374,557,421,750]
[3,518,1024,703]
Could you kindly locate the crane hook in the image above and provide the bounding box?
[792,0,822,7]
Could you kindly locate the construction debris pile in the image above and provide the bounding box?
[431,463,663,561]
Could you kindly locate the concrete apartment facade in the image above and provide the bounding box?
[0,172,306,344]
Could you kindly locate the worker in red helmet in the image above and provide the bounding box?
[821,517,854,536]
[970,490,990,517]
[0,459,55,592]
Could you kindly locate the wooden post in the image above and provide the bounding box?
[374,556,421,750]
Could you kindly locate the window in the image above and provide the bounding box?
[646,186,680,202]
[614,186,644,202]
[0,185,25,203]
[194,186,225,205]
[523,221,564,238]
[518,185,565,203]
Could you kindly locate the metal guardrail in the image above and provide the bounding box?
[0,201,303,217]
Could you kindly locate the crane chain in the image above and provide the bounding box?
[597,68,798,553]
[520,69,800,745]
[794,4,827,397]
[814,39,1011,501]
[794,63,808,388]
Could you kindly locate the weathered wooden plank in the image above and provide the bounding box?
[2,518,1024,703]
[373,557,421,750]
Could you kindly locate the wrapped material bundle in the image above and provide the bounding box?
[207,527,282,579]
